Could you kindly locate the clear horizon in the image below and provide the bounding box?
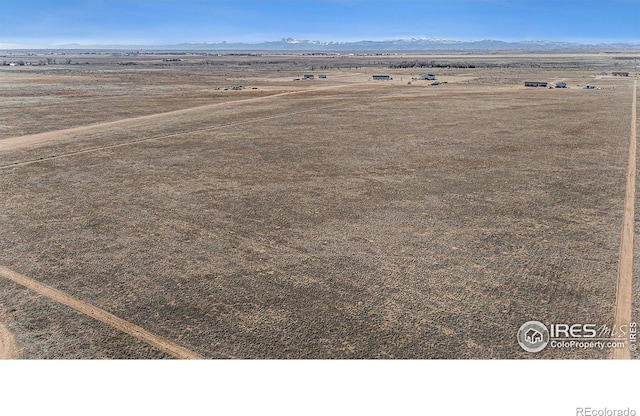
[1,0,639,48]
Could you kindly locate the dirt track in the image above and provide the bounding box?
[613,80,637,360]
[0,322,16,359]
[0,101,344,170]
[0,265,202,359]
[0,84,352,153]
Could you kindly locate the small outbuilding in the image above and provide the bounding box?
[318,74,327,79]
[525,81,548,87]
[420,74,436,80]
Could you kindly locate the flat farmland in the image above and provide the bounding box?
[0,52,638,358]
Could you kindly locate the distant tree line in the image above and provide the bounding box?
[389,60,477,69]
[1,58,74,66]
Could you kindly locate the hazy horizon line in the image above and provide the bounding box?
[2,37,640,51]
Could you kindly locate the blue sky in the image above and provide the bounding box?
[1,0,638,46]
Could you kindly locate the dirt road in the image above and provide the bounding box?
[0,266,203,359]
[612,79,637,360]
[0,84,351,153]
[0,323,16,359]
[0,101,344,170]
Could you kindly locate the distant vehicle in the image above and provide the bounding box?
[583,84,596,89]
[432,81,440,86]
[555,82,567,88]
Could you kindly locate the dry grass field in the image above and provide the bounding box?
[0,51,639,358]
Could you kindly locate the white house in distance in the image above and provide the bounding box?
[420,74,436,80]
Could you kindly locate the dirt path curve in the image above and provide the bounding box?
[0,265,204,359]
[612,79,637,360]
[0,84,352,153]
[0,323,17,359]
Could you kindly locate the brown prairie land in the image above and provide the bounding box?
[0,51,639,358]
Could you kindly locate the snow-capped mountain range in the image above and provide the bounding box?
[53,37,640,51]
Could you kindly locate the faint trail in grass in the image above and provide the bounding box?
[0,323,16,359]
[612,79,637,360]
[0,84,352,153]
[0,265,204,359]
[0,101,345,170]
